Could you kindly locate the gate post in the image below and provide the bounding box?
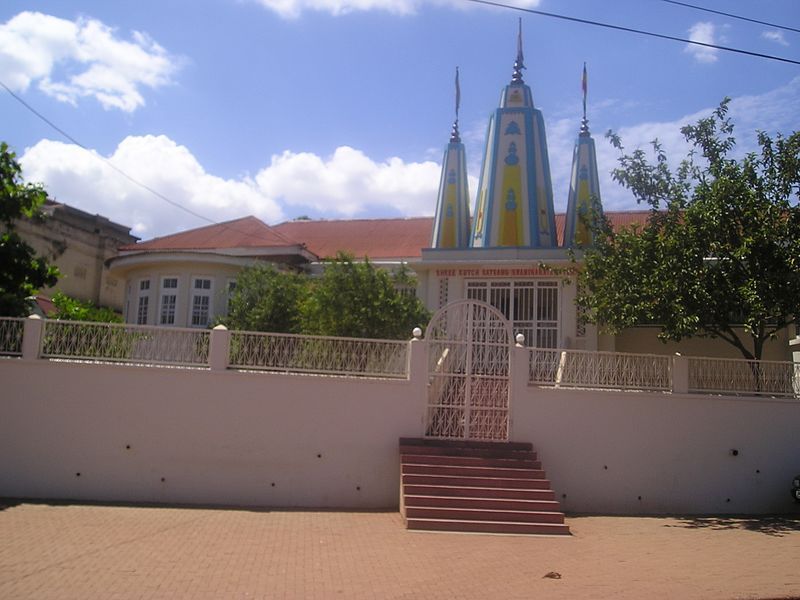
[408,334,429,436]
[509,335,529,440]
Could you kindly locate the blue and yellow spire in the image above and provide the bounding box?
[563,63,603,248]
[471,20,557,248]
[431,67,471,249]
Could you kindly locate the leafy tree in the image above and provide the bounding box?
[301,252,429,339]
[578,100,800,361]
[0,142,59,316]
[220,263,308,333]
[51,292,122,323]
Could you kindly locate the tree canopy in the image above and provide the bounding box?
[578,100,800,360]
[0,142,59,316]
[219,254,429,340]
[220,263,308,333]
[51,292,123,323]
[302,253,429,339]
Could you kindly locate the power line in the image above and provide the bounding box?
[657,0,800,35]
[0,79,217,227]
[0,79,308,249]
[462,0,800,66]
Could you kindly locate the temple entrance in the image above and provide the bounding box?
[424,300,513,441]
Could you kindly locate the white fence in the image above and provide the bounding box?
[1,316,798,397]
[0,317,23,356]
[688,356,800,398]
[41,319,210,367]
[529,348,672,391]
[229,330,409,378]
[1,317,411,380]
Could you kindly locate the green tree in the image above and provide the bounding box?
[578,100,800,360]
[220,263,308,333]
[0,142,59,316]
[301,253,429,339]
[51,291,122,323]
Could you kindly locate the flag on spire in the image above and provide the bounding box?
[582,62,588,120]
[455,66,461,120]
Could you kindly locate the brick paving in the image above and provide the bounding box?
[0,500,799,599]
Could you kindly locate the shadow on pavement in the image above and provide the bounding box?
[666,515,800,537]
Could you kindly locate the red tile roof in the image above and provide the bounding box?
[120,211,652,259]
[273,211,651,260]
[119,216,301,252]
[273,217,434,260]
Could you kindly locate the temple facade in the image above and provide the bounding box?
[414,25,603,351]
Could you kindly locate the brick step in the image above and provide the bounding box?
[404,495,561,512]
[400,453,542,470]
[402,474,551,489]
[406,507,565,524]
[402,463,546,480]
[403,484,556,501]
[406,518,570,536]
[400,445,536,460]
[399,437,533,452]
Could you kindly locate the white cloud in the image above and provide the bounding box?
[0,11,178,112]
[254,146,443,217]
[20,136,283,239]
[762,30,789,47]
[18,137,447,239]
[253,0,540,19]
[684,21,719,64]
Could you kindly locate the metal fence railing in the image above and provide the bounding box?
[688,356,800,398]
[0,317,24,356]
[228,330,409,378]
[529,348,673,392]
[40,320,210,367]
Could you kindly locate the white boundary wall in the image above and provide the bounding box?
[0,355,426,509]
[1,342,799,514]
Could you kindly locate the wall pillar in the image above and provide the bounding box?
[22,315,43,361]
[510,337,529,441]
[209,324,230,371]
[408,335,429,436]
[672,354,689,394]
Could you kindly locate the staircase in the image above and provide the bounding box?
[399,438,570,536]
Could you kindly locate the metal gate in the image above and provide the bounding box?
[425,299,512,441]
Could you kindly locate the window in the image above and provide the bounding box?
[190,277,213,327]
[466,279,560,348]
[136,279,151,325]
[159,277,179,325]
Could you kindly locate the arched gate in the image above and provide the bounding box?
[425,299,513,441]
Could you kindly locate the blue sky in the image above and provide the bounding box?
[2,0,798,239]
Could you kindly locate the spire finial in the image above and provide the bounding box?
[450,66,461,143]
[580,62,590,135]
[511,18,525,83]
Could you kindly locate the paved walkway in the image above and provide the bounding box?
[0,500,799,599]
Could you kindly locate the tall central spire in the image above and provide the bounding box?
[470,21,557,248]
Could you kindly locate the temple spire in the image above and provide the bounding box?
[432,67,471,249]
[471,22,556,248]
[511,18,525,83]
[564,63,603,248]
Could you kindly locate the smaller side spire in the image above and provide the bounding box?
[432,67,471,249]
[563,63,603,248]
[511,18,525,84]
